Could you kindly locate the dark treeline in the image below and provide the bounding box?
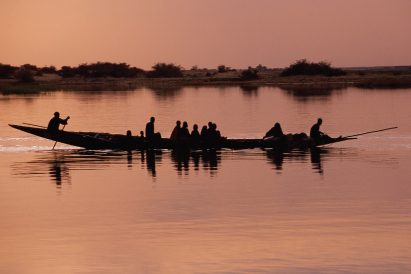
[280,59,347,77]
[5,59,408,84]
[0,62,146,82]
[0,63,58,78]
[60,62,145,78]
[146,63,183,78]
[1,61,262,82]
[0,62,185,82]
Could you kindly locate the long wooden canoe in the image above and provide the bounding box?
[9,124,354,151]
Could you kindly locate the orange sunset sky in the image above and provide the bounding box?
[1,0,411,70]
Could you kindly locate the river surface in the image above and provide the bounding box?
[1,85,411,273]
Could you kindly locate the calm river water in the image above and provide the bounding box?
[1,85,411,273]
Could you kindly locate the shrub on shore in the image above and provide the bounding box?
[280,59,347,77]
[0,63,19,79]
[38,66,57,74]
[15,68,34,83]
[240,69,259,80]
[146,63,183,78]
[60,66,76,78]
[217,65,231,73]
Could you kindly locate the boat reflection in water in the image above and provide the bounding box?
[171,149,221,176]
[264,147,350,175]
[11,150,127,188]
[11,149,223,183]
[141,150,162,177]
[10,151,72,186]
[310,147,324,174]
[49,152,71,186]
[12,147,342,185]
[139,149,221,177]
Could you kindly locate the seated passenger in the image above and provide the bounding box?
[170,120,181,141]
[213,123,222,139]
[145,117,161,141]
[190,124,201,146]
[200,125,208,142]
[207,122,216,140]
[310,118,341,145]
[126,130,133,139]
[179,121,190,142]
[264,123,285,139]
[124,130,135,150]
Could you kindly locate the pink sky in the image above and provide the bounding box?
[1,0,410,70]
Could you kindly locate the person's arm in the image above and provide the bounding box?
[61,116,70,125]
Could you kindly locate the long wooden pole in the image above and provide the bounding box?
[343,127,397,138]
[52,124,66,150]
[52,117,70,150]
[23,122,47,128]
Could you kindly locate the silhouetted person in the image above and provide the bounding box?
[124,130,135,151]
[179,121,190,142]
[310,118,340,145]
[207,121,214,133]
[264,123,285,139]
[213,123,222,139]
[47,112,69,134]
[145,117,161,141]
[207,122,217,142]
[200,125,208,141]
[170,120,181,141]
[310,118,323,145]
[190,124,200,147]
[139,131,145,140]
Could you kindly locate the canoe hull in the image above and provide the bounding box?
[9,124,122,149]
[9,124,353,151]
[9,124,264,150]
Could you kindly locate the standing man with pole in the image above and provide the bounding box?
[47,112,70,149]
[47,112,70,133]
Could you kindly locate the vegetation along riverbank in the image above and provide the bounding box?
[1,60,411,94]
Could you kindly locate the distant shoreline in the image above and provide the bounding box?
[1,68,411,93]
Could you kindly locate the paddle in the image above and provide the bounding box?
[342,127,398,139]
[52,117,70,150]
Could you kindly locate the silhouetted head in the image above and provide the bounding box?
[193,124,198,130]
[317,118,322,125]
[213,123,217,129]
[54,112,60,118]
[183,121,188,128]
[208,122,213,128]
[274,122,281,128]
[127,130,132,137]
[176,120,181,126]
[140,131,144,137]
